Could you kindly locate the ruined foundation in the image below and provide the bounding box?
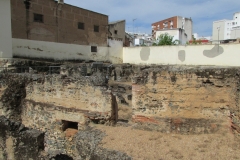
[0,59,240,159]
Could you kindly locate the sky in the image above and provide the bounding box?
[65,0,240,37]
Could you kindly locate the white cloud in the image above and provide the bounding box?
[65,0,240,36]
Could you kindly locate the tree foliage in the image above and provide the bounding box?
[153,33,179,46]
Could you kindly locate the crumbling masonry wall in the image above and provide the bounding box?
[0,116,44,160]
[0,71,118,158]
[131,66,240,134]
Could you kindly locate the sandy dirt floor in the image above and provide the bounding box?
[93,124,240,160]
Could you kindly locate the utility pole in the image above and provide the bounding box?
[133,18,137,34]
[217,26,220,52]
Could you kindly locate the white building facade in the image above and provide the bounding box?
[212,12,240,43]
[155,28,187,45]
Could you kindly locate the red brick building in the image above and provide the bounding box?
[152,16,193,41]
[152,16,178,31]
[11,0,108,46]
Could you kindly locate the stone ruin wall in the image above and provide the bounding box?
[0,65,119,158]
[23,74,115,125]
[1,63,240,135]
[0,59,240,159]
[131,68,240,134]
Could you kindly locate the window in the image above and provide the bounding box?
[114,30,118,34]
[94,25,99,32]
[78,22,84,30]
[232,22,235,25]
[91,46,97,52]
[34,13,43,23]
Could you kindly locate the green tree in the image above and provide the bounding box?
[153,33,179,46]
[191,35,197,45]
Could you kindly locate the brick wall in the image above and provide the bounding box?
[11,0,108,46]
[152,16,178,31]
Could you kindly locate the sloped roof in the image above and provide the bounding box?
[109,20,125,25]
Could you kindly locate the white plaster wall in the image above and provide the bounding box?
[0,0,12,58]
[156,30,187,45]
[108,39,123,63]
[231,28,240,39]
[156,30,179,42]
[13,38,123,64]
[123,44,240,66]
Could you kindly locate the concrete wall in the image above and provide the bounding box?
[0,0,13,58]
[231,28,240,39]
[11,0,108,46]
[108,39,123,63]
[183,17,193,41]
[108,20,126,43]
[13,38,123,63]
[123,44,240,66]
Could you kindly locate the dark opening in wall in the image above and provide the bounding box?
[91,46,97,52]
[94,25,99,32]
[114,30,118,34]
[78,22,84,30]
[62,120,78,131]
[34,13,43,23]
[50,154,73,160]
[127,95,132,100]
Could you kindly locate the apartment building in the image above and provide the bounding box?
[152,16,193,42]
[212,12,240,43]
[11,0,108,46]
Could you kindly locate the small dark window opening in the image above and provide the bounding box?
[94,25,99,32]
[127,95,132,100]
[62,120,78,131]
[114,30,118,34]
[51,154,73,160]
[91,46,97,52]
[78,22,84,30]
[34,13,43,23]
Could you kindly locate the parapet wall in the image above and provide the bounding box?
[12,38,123,64]
[123,44,240,66]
